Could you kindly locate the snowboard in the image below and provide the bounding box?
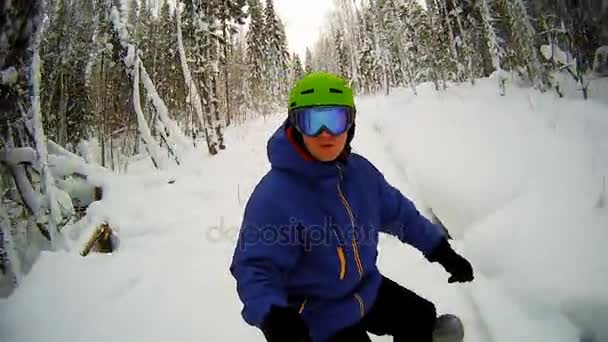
[433,314,465,342]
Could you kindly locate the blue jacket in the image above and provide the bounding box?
[230,122,446,342]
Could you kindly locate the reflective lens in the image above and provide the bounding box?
[291,106,353,137]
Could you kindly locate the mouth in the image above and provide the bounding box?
[320,143,334,148]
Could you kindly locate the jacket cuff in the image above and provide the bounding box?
[425,238,452,263]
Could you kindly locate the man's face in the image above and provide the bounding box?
[302,130,348,162]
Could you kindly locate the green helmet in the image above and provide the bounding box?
[288,72,355,111]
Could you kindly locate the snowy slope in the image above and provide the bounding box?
[353,78,608,341]
[1,77,607,342]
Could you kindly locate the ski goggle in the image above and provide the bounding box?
[290,106,354,137]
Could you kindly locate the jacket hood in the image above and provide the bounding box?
[267,120,348,180]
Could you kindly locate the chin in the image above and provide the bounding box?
[317,151,341,162]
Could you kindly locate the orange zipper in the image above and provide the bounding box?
[298,298,307,314]
[336,164,364,279]
[337,246,346,280]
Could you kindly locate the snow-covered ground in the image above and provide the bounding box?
[1,76,607,342]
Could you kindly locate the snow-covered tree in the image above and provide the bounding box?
[217,0,247,126]
[263,0,291,105]
[40,0,96,149]
[290,53,305,85]
[225,29,249,124]
[479,0,507,95]
[448,0,477,84]
[154,0,187,119]
[245,0,267,113]
[86,0,135,168]
[177,1,215,154]
[332,21,351,81]
[0,0,69,291]
[127,0,140,36]
[357,5,382,94]
[334,0,361,90]
[304,47,314,74]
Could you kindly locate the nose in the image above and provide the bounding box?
[318,130,332,138]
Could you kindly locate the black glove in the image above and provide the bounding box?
[427,239,474,283]
[261,305,311,342]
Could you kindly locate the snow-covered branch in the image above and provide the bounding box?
[109,4,184,169]
[176,3,211,143]
[0,148,37,165]
[30,9,61,248]
[140,63,191,153]
[131,56,167,169]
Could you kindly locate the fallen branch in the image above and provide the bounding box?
[80,223,114,256]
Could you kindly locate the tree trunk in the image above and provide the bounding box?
[57,72,69,146]
[223,21,232,127]
[175,3,217,155]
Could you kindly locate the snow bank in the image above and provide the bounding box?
[356,76,608,341]
[0,114,286,342]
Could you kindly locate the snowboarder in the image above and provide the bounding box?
[230,72,474,342]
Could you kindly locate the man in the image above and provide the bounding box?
[230,72,474,342]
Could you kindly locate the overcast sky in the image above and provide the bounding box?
[273,0,426,61]
[274,0,336,60]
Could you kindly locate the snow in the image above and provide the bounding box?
[0,204,20,295]
[0,147,37,165]
[541,44,577,74]
[110,6,129,48]
[1,76,608,342]
[594,46,608,76]
[0,66,18,85]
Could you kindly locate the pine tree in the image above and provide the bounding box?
[304,47,314,74]
[155,0,186,118]
[436,0,463,83]
[335,0,361,91]
[40,0,96,149]
[0,0,66,273]
[410,1,442,90]
[227,30,249,124]
[138,1,155,72]
[127,0,139,38]
[368,0,391,94]
[357,5,381,94]
[205,0,226,150]
[332,21,351,81]
[464,0,494,77]
[86,0,134,168]
[217,0,247,126]
[264,0,291,106]
[508,0,545,91]
[291,53,305,84]
[426,0,453,89]
[379,0,416,91]
[397,0,428,93]
[178,0,221,154]
[479,0,507,95]
[448,0,477,84]
[245,0,267,113]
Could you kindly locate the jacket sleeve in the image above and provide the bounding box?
[376,169,446,257]
[229,183,303,329]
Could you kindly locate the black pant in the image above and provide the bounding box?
[326,276,437,342]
